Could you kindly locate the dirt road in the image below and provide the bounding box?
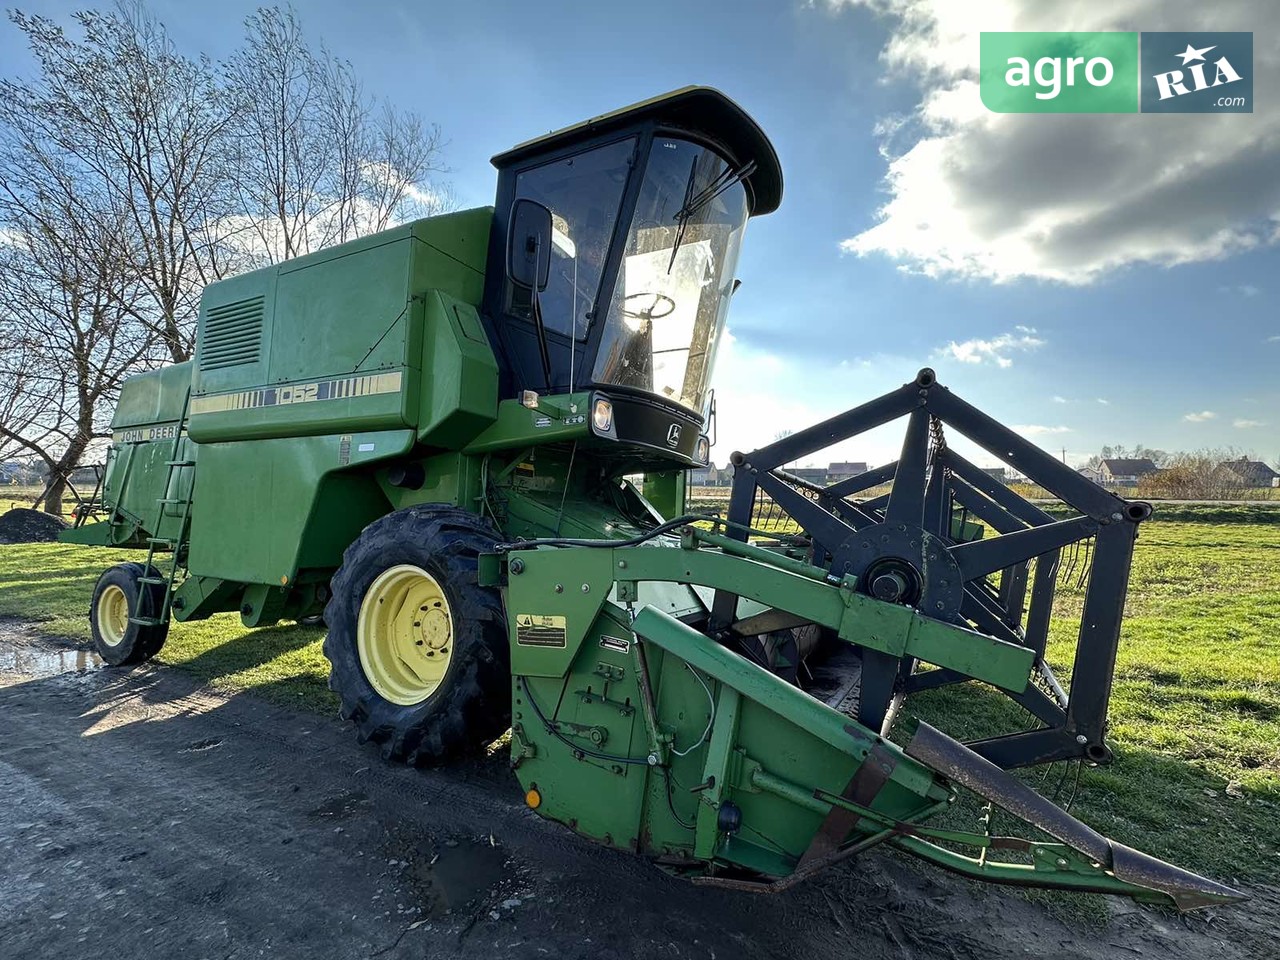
[1,619,1275,960]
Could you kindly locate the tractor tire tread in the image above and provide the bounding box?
[323,506,509,766]
[90,561,171,666]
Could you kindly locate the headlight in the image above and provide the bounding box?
[592,398,614,433]
[695,435,710,464]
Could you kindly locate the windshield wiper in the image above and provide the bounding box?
[667,158,757,273]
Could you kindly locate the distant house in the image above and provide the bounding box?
[981,466,1008,483]
[826,462,867,484]
[1077,465,1105,484]
[1099,458,1159,486]
[0,461,40,485]
[1215,457,1280,489]
[787,466,829,485]
[689,462,732,487]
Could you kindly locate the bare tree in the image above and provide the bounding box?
[0,180,162,514]
[1134,447,1268,501]
[226,6,448,264]
[2,3,241,362]
[0,3,452,507]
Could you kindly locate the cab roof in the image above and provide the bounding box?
[491,86,783,217]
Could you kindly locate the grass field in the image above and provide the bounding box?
[909,519,1280,907]
[0,517,1277,905]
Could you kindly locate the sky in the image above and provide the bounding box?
[1,0,1276,470]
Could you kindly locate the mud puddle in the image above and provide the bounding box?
[0,637,103,678]
[385,829,523,920]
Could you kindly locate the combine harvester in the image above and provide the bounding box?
[65,88,1241,909]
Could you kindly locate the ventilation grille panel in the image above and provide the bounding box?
[201,296,264,371]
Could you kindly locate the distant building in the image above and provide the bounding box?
[1214,457,1280,489]
[787,467,829,485]
[981,466,1008,483]
[689,462,732,487]
[0,461,40,485]
[1099,458,1159,486]
[1077,465,1105,484]
[826,462,867,483]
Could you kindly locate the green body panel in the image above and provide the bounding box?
[112,361,193,429]
[462,393,593,455]
[417,292,500,448]
[62,362,195,548]
[186,429,412,586]
[642,471,686,519]
[187,210,493,446]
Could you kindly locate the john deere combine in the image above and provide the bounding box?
[65,87,1242,909]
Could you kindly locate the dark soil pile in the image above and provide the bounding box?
[0,508,69,544]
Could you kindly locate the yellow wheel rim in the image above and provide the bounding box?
[97,584,130,647]
[357,564,454,706]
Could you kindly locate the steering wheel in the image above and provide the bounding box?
[622,292,676,321]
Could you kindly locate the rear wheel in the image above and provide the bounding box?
[323,506,510,765]
[90,562,170,665]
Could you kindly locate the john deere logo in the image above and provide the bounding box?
[666,423,682,447]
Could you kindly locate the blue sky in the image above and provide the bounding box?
[2,0,1276,468]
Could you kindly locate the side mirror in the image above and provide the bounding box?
[506,198,552,291]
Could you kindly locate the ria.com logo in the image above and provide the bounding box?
[980,32,1253,113]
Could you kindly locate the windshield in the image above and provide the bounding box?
[592,138,748,412]
[509,137,635,338]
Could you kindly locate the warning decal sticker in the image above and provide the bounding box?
[515,614,567,648]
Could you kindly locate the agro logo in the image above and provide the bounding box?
[979,32,1138,113]
[1140,33,1253,113]
[666,423,682,448]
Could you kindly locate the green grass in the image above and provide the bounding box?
[902,519,1280,907]
[1,520,1278,901]
[0,543,335,712]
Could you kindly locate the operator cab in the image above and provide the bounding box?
[482,87,782,467]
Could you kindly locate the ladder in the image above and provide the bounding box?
[73,459,109,528]
[133,388,195,628]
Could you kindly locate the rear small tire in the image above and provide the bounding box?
[324,506,510,765]
[90,562,170,666]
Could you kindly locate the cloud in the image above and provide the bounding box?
[1183,410,1217,422]
[1218,283,1261,297]
[1269,335,1280,343]
[1234,418,1266,428]
[1052,395,1067,403]
[1011,424,1071,436]
[1096,398,1110,405]
[827,1,1280,283]
[936,327,1043,367]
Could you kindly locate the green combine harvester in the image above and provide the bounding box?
[64,87,1242,909]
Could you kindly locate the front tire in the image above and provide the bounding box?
[90,562,170,665]
[323,506,510,765]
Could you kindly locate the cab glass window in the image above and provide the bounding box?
[508,138,636,339]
